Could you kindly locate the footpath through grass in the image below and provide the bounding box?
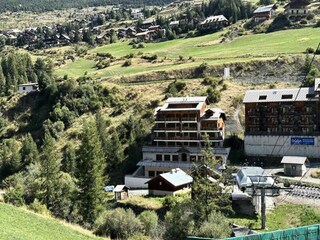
[0,203,104,240]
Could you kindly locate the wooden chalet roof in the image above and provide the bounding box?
[284,0,310,8]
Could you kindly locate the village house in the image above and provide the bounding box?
[199,15,228,31]
[131,8,144,19]
[281,156,308,177]
[113,185,129,200]
[243,78,320,158]
[18,83,39,94]
[125,96,230,188]
[284,0,310,17]
[253,4,277,22]
[146,168,193,196]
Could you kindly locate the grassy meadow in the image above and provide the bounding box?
[0,203,104,240]
[55,27,320,79]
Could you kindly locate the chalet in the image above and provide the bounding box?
[281,156,308,177]
[284,0,310,17]
[18,83,39,94]
[146,168,193,196]
[253,4,277,22]
[243,78,320,158]
[169,20,180,27]
[96,32,109,44]
[141,18,156,29]
[131,8,144,19]
[113,185,129,200]
[125,96,230,189]
[199,15,228,30]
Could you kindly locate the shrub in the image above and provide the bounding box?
[138,43,145,49]
[95,208,143,239]
[194,212,232,238]
[122,59,132,67]
[207,87,221,103]
[138,211,159,237]
[316,20,320,27]
[306,13,314,20]
[267,14,291,32]
[202,77,219,87]
[222,83,228,91]
[306,47,314,54]
[179,55,184,61]
[29,199,51,216]
[166,80,186,96]
[300,19,307,25]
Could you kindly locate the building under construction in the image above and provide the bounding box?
[243,78,320,158]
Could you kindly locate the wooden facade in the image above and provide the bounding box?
[284,0,310,16]
[245,101,320,136]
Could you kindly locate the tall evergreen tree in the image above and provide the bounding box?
[20,133,39,165]
[77,120,107,225]
[39,131,62,209]
[62,143,77,177]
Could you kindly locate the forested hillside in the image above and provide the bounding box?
[0,0,173,12]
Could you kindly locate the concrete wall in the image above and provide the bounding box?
[18,85,36,94]
[125,175,151,189]
[149,188,191,196]
[245,135,320,158]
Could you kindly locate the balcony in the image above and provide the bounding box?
[181,117,197,122]
[181,127,198,131]
[154,136,199,141]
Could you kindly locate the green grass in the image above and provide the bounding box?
[0,203,104,240]
[230,204,320,232]
[55,27,320,79]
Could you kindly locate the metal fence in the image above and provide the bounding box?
[187,224,320,240]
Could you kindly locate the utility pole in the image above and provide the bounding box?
[261,188,266,230]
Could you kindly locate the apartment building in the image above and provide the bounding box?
[125,96,230,188]
[243,79,320,158]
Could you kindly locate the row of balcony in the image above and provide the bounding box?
[154,136,223,141]
[153,126,219,131]
[155,117,197,122]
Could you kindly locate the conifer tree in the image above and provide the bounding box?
[39,130,62,209]
[62,143,77,177]
[191,134,231,226]
[20,133,39,165]
[77,120,107,225]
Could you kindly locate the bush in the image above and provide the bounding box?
[300,19,307,25]
[194,212,232,238]
[138,211,158,237]
[306,13,314,20]
[306,47,314,54]
[202,77,219,87]
[29,199,51,216]
[316,20,320,27]
[222,83,228,91]
[122,59,132,67]
[95,208,143,239]
[267,14,291,32]
[166,80,186,97]
[207,87,221,103]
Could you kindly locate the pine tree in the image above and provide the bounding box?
[77,120,107,225]
[20,133,40,165]
[39,131,62,209]
[191,134,231,226]
[0,64,5,96]
[62,143,77,177]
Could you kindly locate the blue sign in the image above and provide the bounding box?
[291,137,315,146]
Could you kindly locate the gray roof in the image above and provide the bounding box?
[200,108,226,120]
[158,168,193,187]
[234,167,274,188]
[113,185,129,192]
[253,4,275,14]
[201,15,228,25]
[243,87,316,103]
[281,156,307,164]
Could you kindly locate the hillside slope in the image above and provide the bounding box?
[55,27,320,80]
[0,203,104,240]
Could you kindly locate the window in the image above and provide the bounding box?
[156,154,162,161]
[172,155,179,161]
[306,94,315,98]
[164,155,170,161]
[159,181,162,186]
[281,94,293,99]
[149,171,155,177]
[259,95,267,100]
[23,87,26,90]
